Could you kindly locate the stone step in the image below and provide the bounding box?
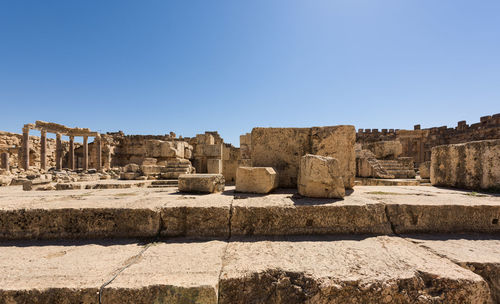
[0,185,499,240]
[150,180,178,186]
[0,235,498,303]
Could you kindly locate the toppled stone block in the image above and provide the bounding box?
[0,175,12,186]
[298,154,345,198]
[311,125,356,189]
[363,140,403,159]
[419,161,431,179]
[431,139,500,190]
[120,172,140,180]
[23,179,54,191]
[178,174,225,193]
[124,163,140,173]
[235,167,278,194]
[207,159,222,174]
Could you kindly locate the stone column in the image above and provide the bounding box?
[22,127,29,170]
[40,130,47,171]
[1,152,9,171]
[96,135,102,171]
[69,136,75,170]
[83,136,88,170]
[55,133,62,170]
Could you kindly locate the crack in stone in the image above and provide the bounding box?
[98,243,153,304]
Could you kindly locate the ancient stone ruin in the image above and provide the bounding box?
[0,114,499,303]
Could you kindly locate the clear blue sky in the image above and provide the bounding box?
[1,1,499,145]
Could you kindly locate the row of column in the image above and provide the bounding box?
[22,128,102,171]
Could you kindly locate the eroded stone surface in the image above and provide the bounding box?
[178,174,225,193]
[0,240,145,304]
[102,240,226,304]
[297,154,345,199]
[230,190,392,236]
[431,139,500,190]
[406,234,500,303]
[236,167,278,194]
[219,235,491,304]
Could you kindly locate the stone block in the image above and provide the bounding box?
[311,125,356,189]
[419,161,431,179]
[204,144,222,158]
[140,165,161,176]
[23,179,54,191]
[251,127,311,188]
[124,163,140,173]
[178,174,225,193]
[363,140,403,159]
[431,139,500,190]
[0,175,12,187]
[120,172,140,180]
[298,154,345,198]
[141,158,157,166]
[235,167,278,194]
[207,159,222,174]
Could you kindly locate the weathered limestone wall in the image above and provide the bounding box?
[101,133,192,167]
[357,114,500,165]
[430,139,500,190]
[251,126,355,188]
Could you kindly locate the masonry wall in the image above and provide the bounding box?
[356,114,500,165]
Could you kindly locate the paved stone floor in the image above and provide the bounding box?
[0,184,499,303]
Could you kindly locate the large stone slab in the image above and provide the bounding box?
[235,167,278,194]
[406,234,500,303]
[159,193,232,238]
[251,128,311,188]
[178,174,225,193]
[219,235,491,303]
[311,125,356,188]
[102,240,226,304]
[359,186,500,234]
[0,185,164,240]
[230,190,392,236]
[431,139,500,190]
[297,154,345,198]
[0,240,145,304]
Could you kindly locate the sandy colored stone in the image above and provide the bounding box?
[207,158,222,174]
[431,139,500,190]
[219,235,490,303]
[419,160,431,179]
[251,127,311,188]
[0,240,145,304]
[362,186,500,234]
[311,125,356,188]
[235,167,278,194]
[102,240,226,304]
[298,154,345,199]
[363,140,403,159]
[124,163,140,173]
[178,174,225,193]
[230,189,392,236]
[406,234,500,303]
[159,193,232,238]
